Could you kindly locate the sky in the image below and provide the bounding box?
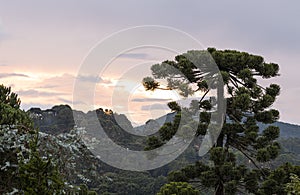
[0,0,300,125]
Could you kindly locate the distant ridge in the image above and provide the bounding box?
[134,112,300,138]
[27,105,300,139]
[258,121,300,138]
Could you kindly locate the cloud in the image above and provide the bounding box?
[36,84,60,89]
[98,78,114,85]
[76,74,102,83]
[30,73,115,112]
[141,103,169,111]
[57,97,73,105]
[17,89,66,97]
[57,97,84,105]
[0,73,29,79]
[118,53,150,59]
[131,98,172,102]
[35,74,74,92]
[38,73,74,83]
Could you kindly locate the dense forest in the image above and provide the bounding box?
[1,48,300,194]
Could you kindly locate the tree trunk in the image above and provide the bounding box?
[215,75,226,195]
[216,75,225,147]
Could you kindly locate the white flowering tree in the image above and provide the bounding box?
[0,84,63,194]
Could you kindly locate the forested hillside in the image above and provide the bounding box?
[26,104,300,194]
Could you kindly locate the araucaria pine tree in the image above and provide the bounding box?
[143,48,282,194]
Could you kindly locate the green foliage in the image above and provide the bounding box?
[159,122,177,141]
[199,100,212,110]
[285,173,300,195]
[167,101,181,112]
[143,77,160,91]
[0,84,21,108]
[75,184,98,195]
[0,84,33,128]
[255,163,300,194]
[157,182,200,195]
[145,136,163,150]
[96,172,166,195]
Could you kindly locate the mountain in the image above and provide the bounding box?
[28,105,166,194]
[258,121,300,138]
[133,112,177,136]
[28,105,147,150]
[28,105,75,135]
[28,105,300,139]
[134,111,300,138]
